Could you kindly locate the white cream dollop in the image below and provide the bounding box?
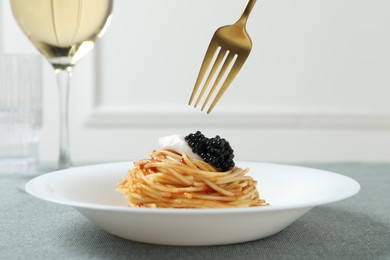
[158,134,202,160]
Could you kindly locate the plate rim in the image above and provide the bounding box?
[25,161,361,214]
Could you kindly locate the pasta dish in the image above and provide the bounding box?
[117,146,268,208]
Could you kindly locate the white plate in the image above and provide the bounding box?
[26,162,360,246]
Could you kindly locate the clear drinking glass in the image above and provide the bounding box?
[0,54,42,175]
[10,0,113,169]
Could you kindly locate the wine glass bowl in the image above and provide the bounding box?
[11,0,112,69]
[10,0,113,169]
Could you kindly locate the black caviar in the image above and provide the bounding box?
[185,131,235,171]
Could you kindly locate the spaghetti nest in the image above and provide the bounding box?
[117,150,268,208]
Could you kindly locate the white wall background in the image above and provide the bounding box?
[2,0,390,163]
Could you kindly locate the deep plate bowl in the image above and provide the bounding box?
[26,162,360,246]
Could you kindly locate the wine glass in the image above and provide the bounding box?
[10,0,113,169]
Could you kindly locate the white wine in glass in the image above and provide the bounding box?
[11,0,113,169]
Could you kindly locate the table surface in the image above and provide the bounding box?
[1,162,389,260]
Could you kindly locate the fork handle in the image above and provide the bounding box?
[238,0,257,26]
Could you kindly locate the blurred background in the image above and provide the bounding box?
[1,0,390,163]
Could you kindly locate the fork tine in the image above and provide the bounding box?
[201,52,235,111]
[194,48,227,108]
[188,41,219,105]
[207,56,246,113]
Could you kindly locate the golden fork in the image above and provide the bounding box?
[189,0,257,113]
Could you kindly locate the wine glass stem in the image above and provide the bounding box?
[55,68,73,169]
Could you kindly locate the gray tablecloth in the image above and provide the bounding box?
[1,162,389,260]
